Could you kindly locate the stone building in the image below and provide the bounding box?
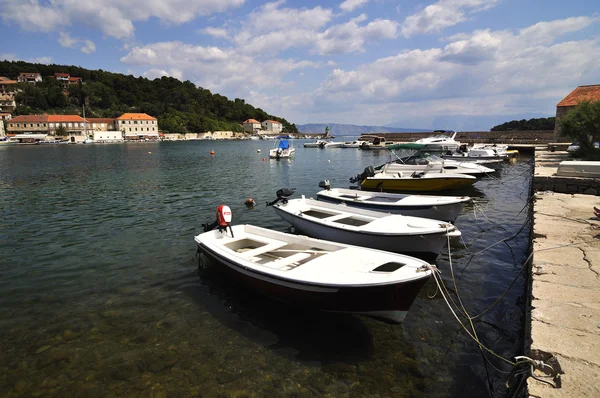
[555,84,600,138]
[243,118,261,133]
[261,120,282,135]
[17,72,42,83]
[115,113,159,140]
[7,115,92,138]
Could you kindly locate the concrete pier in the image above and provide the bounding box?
[528,150,600,397]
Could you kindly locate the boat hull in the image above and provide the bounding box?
[360,176,475,192]
[269,148,296,158]
[273,207,449,261]
[316,194,465,222]
[197,241,428,323]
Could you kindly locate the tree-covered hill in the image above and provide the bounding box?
[491,117,555,131]
[0,60,298,134]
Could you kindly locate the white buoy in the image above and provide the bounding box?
[257,149,261,153]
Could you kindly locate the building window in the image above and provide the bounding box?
[43,123,46,127]
[147,128,149,131]
[36,123,40,127]
[129,128,131,131]
[134,121,137,124]
[135,127,137,131]
[152,127,155,131]
[30,123,34,127]
[68,123,72,127]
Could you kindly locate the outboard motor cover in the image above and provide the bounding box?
[318,180,331,190]
[216,205,232,227]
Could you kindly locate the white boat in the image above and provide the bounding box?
[324,141,344,148]
[442,144,509,161]
[303,140,328,148]
[316,187,470,222]
[269,136,295,159]
[381,156,495,176]
[414,130,460,152]
[359,136,394,150]
[269,195,460,260]
[0,137,17,146]
[341,140,364,148]
[195,224,433,323]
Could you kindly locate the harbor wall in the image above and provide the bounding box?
[526,149,600,397]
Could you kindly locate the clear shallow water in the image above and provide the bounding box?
[0,141,532,397]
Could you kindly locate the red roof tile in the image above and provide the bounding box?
[264,120,282,124]
[10,115,86,123]
[243,119,260,124]
[557,85,600,107]
[116,113,156,120]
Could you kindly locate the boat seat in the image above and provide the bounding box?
[265,252,312,270]
[238,240,288,259]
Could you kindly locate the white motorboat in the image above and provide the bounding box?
[414,130,460,152]
[316,187,470,222]
[359,136,394,150]
[268,192,460,260]
[381,156,495,176]
[303,140,328,148]
[442,144,509,161]
[324,141,344,148]
[269,136,295,159]
[341,140,364,148]
[195,221,433,324]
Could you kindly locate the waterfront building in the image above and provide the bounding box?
[7,115,93,141]
[0,77,18,97]
[0,113,11,122]
[261,119,282,135]
[243,118,261,133]
[87,118,116,131]
[17,72,42,83]
[555,84,600,138]
[115,113,159,140]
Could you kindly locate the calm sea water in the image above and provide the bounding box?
[0,140,532,397]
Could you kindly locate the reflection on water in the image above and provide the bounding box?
[0,141,533,397]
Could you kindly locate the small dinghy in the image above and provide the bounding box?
[195,206,433,324]
[316,184,470,222]
[268,189,460,261]
[351,166,476,192]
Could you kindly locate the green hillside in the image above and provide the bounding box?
[0,60,298,134]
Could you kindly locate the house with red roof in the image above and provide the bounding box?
[115,113,159,140]
[243,118,261,133]
[555,84,600,137]
[18,72,42,83]
[261,119,282,135]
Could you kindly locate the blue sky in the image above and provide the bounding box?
[1,0,598,129]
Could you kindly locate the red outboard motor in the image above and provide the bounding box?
[203,205,234,237]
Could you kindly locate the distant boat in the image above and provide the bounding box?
[303,140,328,148]
[413,130,460,152]
[269,136,295,159]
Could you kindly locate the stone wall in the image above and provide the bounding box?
[554,106,571,140]
[533,176,600,195]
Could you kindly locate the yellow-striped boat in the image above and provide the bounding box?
[351,167,476,192]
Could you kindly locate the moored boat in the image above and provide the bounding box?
[316,187,470,222]
[351,166,476,192]
[413,130,460,153]
[268,193,460,260]
[269,136,295,159]
[303,140,328,148]
[380,157,494,176]
[195,223,433,323]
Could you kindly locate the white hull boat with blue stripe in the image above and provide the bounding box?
[316,188,470,222]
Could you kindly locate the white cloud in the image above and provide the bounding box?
[199,27,230,39]
[315,16,398,55]
[233,3,397,55]
[311,15,600,123]
[0,0,245,39]
[121,41,320,96]
[401,0,502,38]
[58,32,96,54]
[58,32,78,48]
[339,0,369,13]
[81,40,96,54]
[0,53,52,64]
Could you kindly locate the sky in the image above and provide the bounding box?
[0,0,599,129]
